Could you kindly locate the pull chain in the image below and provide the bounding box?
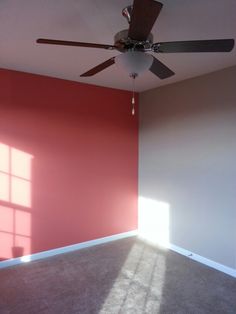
[130,73,137,115]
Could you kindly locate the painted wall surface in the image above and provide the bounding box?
[0,69,138,260]
[139,66,236,269]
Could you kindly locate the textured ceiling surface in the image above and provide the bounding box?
[0,0,236,91]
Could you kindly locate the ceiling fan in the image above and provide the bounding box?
[36,0,234,80]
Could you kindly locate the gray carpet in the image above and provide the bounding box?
[0,237,235,314]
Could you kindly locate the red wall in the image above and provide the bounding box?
[0,69,138,260]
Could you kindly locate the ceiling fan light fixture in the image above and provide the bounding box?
[36,0,234,83]
[115,51,153,76]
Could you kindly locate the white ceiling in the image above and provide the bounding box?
[1,0,236,92]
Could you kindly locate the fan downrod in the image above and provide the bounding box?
[116,5,154,52]
[122,5,133,24]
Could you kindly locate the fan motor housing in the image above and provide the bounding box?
[114,29,153,52]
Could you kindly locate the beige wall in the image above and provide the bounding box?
[139,66,236,269]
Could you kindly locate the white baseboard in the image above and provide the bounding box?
[0,230,138,270]
[2,231,235,278]
[169,243,236,278]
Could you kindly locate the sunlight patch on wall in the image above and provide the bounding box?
[0,142,33,260]
[15,210,31,237]
[0,232,13,259]
[11,148,32,180]
[0,206,14,233]
[15,235,31,256]
[0,143,9,173]
[138,196,170,248]
[0,144,33,207]
[11,177,31,207]
[0,173,9,202]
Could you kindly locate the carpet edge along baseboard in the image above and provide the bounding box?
[1,231,235,279]
[0,230,138,269]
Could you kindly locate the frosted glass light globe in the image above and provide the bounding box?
[115,51,153,75]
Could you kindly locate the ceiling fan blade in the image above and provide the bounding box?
[153,39,234,53]
[36,38,116,50]
[80,57,115,77]
[128,0,163,41]
[149,57,175,79]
